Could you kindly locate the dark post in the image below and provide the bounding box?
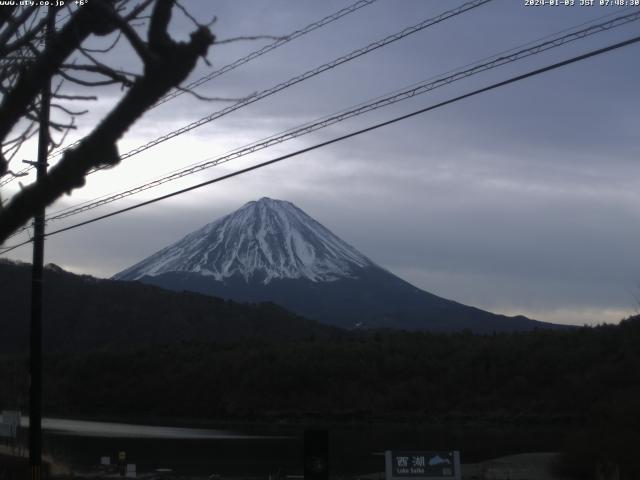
[29,8,54,480]
[304,430,329,480]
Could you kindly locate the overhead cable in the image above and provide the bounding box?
[36,9,640,225]
[42,0,380,162]
[50,0,493,174]
[3,32,639,254]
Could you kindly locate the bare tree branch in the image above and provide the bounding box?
[174,1,201,28]
[52,94,98,101]
[2,120,38,148]
[215,35,286,45]
[61,62,138,86]
[0,15,48,57]
[58,69,125,87]
[123,0,156,22]
[0,0,214,242]
[175,85,254,103]
[50,103,89,116]
[0,7,41,54]
[81,30,123,53]
[0,5,18,32]
[3,169,29,179]
[92,0,157,64]
[48,118,75,151]
[0,3,116,145]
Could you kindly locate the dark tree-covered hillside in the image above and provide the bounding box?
[0,260,343,353]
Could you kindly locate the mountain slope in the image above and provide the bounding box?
[0,259,342,354]
[115,197,374,284]
[115,198,559,333]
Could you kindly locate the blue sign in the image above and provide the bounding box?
[385,451,461,480]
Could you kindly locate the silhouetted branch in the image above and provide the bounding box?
[81,30,123,53]
[94,1,156,64]
[52,94,98,101]
[215,35,286,45]
[174,86,246,103]
[0,0,214,242]
[50,104,89,116]
[61,63,138,87]
[58,69,125,87]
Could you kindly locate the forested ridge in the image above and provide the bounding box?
[0,260,342,354]
[2,260,640,476]
[1,316,638,422]
[1,259,638,428]
[1,314,639,476]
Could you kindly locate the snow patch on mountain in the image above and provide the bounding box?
[114,198,376,284]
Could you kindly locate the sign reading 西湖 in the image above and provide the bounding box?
[385,451,461,480]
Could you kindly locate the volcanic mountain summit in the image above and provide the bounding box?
[115,197,376,284]
[114,197,557,332]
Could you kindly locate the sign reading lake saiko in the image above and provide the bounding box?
[385,451,461,480]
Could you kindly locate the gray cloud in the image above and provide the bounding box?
[4,0,640,326]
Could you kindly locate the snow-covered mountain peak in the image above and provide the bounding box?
[114,198,376,284]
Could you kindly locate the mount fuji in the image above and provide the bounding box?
[114,197,555,332]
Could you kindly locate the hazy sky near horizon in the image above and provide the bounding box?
[2,0,640,326]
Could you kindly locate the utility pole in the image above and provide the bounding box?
[29,8,54,480]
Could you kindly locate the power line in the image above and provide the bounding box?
[7,6,637,241]
[1,0,492,189]
[41,0,380,163]
[3,33,638,255]
[109,0,493,161]
[67,0,493,175]
[29,9,640,227]
[153,0,379,108]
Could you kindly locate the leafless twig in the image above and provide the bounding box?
[215,35,287,44]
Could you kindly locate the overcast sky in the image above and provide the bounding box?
[3,0,640,326]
